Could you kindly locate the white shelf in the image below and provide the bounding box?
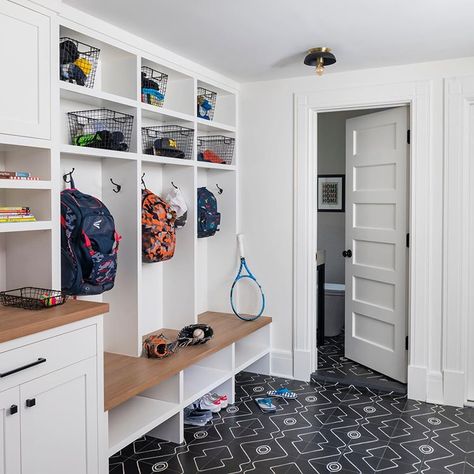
[60,82,137,110]
[0,220,52,233]
[0,179,52,189]
[196,161,236,171]
[108,396,179,456]
[182,366,232,406]
[141,154,194,167]
[196,118,236,133]
[235,346,270,374]
[61,144,138,161]
[141,103,194,124]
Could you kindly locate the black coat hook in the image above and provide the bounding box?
[110,178,121,193]
[141,173,146,189]
[216,183,223,195]
[63,168,75,188]
[171,181,178,189]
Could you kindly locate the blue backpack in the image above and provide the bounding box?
[61,181,121,295]
[197,187,220,238]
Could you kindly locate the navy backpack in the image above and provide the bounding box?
[197,187,221,238]
[61,179,121,295]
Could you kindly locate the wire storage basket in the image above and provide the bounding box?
[142,125,194,160]
[68,108,134,151]
[141,66,168,107]
[197,87,217,121]
[0,287,68,310]
[60,37,100,88]
[197,135,235,165]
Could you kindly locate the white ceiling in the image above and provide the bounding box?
[64,0,474,82]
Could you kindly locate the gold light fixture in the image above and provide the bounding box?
[304,47,336,76]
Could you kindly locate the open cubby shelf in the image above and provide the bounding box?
[104,312,271,454]
[56,25,239,361]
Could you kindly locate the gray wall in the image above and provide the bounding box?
[317,109,386,284]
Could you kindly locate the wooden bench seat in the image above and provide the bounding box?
[104,311,271,411]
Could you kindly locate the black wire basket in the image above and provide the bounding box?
[142,125,194,160]
[197,87,217,121]
[0,287,68,310]
[198,135,235,165]
[141,66,168,108]
[60,37,100,88]
[68,108,134,152]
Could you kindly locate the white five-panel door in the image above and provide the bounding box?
[345,107,408,383]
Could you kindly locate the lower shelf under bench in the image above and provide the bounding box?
[104,311,272,456]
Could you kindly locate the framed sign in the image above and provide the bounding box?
[317,175,345,212]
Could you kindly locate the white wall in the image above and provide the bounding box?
[239,57,474,393]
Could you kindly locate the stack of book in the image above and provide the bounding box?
[0,207,36,223]
[0,171,39,181]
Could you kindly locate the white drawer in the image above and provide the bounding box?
[0,324,97,392]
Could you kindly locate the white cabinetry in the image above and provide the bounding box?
[0,0,50,139]
[0,320,103,474]
[0,387,20,474]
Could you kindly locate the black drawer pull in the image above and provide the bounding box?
[0,358,46,378]
[9,405,18,415]
[26,398,36,408]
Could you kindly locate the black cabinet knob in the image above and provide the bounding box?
[9,404,18,415]
[26,398,36,408]
[342,249,352,258]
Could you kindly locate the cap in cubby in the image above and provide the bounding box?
[153,138,185,159]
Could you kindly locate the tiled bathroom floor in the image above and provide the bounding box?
[312,333,407,394]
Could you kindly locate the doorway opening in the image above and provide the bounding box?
[312,107,410,395]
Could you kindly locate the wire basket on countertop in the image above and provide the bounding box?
[0,287,68,310]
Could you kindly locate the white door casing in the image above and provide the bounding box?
[344,107,408,383]
[294,81,432,403]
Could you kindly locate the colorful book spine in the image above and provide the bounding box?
[0,217,36,223]
[0,207,30,212]
[6,176,40,181]
[0,171,31,178]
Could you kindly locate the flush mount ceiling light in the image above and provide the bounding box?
[304,47,336,76]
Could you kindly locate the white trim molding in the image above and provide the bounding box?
[270,350,294,380]
[444,76,474,407]
[294,81,434,401]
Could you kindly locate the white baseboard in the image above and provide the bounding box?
[408,364,427,401]
[270,350,293,379]
[426,370,444,405]
[443,369,465,407]
[293,349,312,382]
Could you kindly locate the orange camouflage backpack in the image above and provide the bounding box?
[142,189,176,263]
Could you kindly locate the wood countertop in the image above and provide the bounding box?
[104,311,272,411]
[0,299,109,344]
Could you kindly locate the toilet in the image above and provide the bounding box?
[324,283,345,337]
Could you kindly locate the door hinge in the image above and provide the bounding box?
[407,129,411,144]
[405,336,409,351]
[406,233,410,248]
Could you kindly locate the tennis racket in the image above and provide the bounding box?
[230,234,265,321]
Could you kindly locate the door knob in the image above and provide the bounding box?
[342,249,352,258]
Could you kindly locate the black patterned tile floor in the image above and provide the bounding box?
[313,333,407,395]
[110,371,474,473]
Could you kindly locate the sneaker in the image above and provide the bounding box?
[211,392,228,409]
[184,404,213,426]
[198,393,222,413]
